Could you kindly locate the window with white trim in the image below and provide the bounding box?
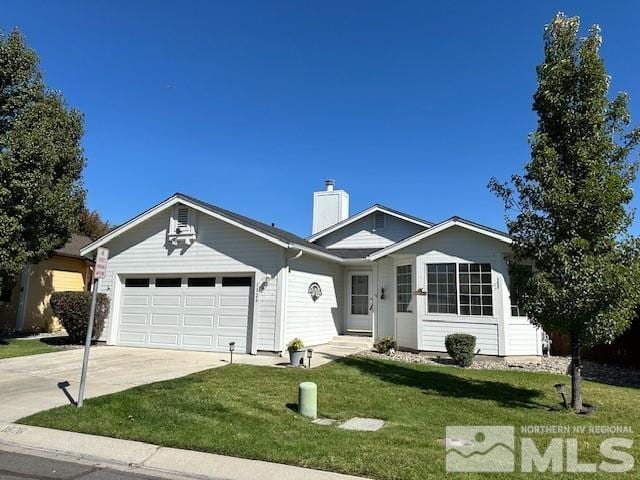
[509,264,532,316]
[459,263,493,316]
[396,265,412,313]
[426,263,457,314]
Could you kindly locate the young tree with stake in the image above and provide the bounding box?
[490,13,640,412]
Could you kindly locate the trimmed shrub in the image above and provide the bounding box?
[50,291,110,344]
[374,336,396,354]
[445,333,476,367]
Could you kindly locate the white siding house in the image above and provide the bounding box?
[80,183,542,358]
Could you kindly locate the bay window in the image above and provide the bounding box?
[425,262,494,316]
[459,263,493,316]
[426,263,457,314]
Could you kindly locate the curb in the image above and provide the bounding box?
[0,423,366,480]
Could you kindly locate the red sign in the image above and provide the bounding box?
[93,247,109,280]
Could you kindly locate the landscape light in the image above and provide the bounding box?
[554,383,568,409]
[229,341,236,364]
[307,348,314,369]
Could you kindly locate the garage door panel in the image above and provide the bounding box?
[150,314,180,326]
[118,275,251,353]
[121,313,147,325]
[119,331,146,344]
[183,314,214,327]
[218,315,248,328]
[217,335,246,349]
[184,295,215,307]
[152,295,182,307]
[149,333,179,346]
[182,334,213,347]
[122,295,149,306]
[219,295,249,307]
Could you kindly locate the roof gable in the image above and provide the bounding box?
[367,217,511,260]
[80,194,349,262]
[307,204,432,243]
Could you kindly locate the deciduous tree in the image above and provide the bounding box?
[0,30,85,283]
[490,13,640,412]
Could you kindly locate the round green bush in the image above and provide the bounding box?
[374,336,396,354]
[445,333,477,367]
[50,291,110,344]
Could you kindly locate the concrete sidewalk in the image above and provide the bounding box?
[0,422,366,480]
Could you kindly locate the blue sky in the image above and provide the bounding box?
[3,1,640,237]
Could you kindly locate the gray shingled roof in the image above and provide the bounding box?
[178,193,510,260]
[178,194,350,258]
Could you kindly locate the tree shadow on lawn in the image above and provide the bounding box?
[339,356,548,409]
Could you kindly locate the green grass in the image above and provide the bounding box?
[20,357,640,479]
[0,338,60,359]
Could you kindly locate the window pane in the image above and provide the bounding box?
[459,263,493,316]
[156,277,182,287]
[125,278,149,288]
[426,263,457,314]
[509,264,533,317]
[396,265,412,313]
[187,277,216,287]
[351,275,369,315]
[222,276,252,287]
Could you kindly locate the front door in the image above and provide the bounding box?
[347,272,373,333]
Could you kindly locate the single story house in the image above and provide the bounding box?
[80,181,543,357]
[0,235,93,333]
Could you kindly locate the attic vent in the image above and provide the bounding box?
[176,207,189,231]
[374,212,386,230]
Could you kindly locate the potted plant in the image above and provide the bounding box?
[287,338,306,367]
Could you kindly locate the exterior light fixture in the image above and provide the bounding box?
[306,348,314,369]
[229,341,236,364]
[554,383,568,409]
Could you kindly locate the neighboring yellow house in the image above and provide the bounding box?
[0,235,93,333]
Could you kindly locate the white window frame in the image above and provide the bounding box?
[395,263,413,313]
[424,262,495,318]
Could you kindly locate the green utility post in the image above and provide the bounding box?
[298,382,317,419]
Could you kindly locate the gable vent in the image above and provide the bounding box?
[374,212,386,230]
[176,207,189,231]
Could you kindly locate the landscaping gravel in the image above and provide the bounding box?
[359,350,640,388]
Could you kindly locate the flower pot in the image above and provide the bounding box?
[289,349,306,367]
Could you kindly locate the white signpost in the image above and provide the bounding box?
[77,247,109,407]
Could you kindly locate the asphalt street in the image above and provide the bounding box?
[0,449,169,480]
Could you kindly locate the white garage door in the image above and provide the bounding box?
[117,275,252,353]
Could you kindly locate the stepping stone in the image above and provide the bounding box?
[312,418,337,426]
[339,417,385,432]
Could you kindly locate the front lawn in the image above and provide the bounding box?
[0,338,61,359]
[20,357,639,479]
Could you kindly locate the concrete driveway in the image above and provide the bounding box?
[0,346,280,422]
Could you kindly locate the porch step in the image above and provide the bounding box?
[332,335,374,345]
[327,335,374,352]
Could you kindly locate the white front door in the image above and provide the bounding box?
[347,272,373,333]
